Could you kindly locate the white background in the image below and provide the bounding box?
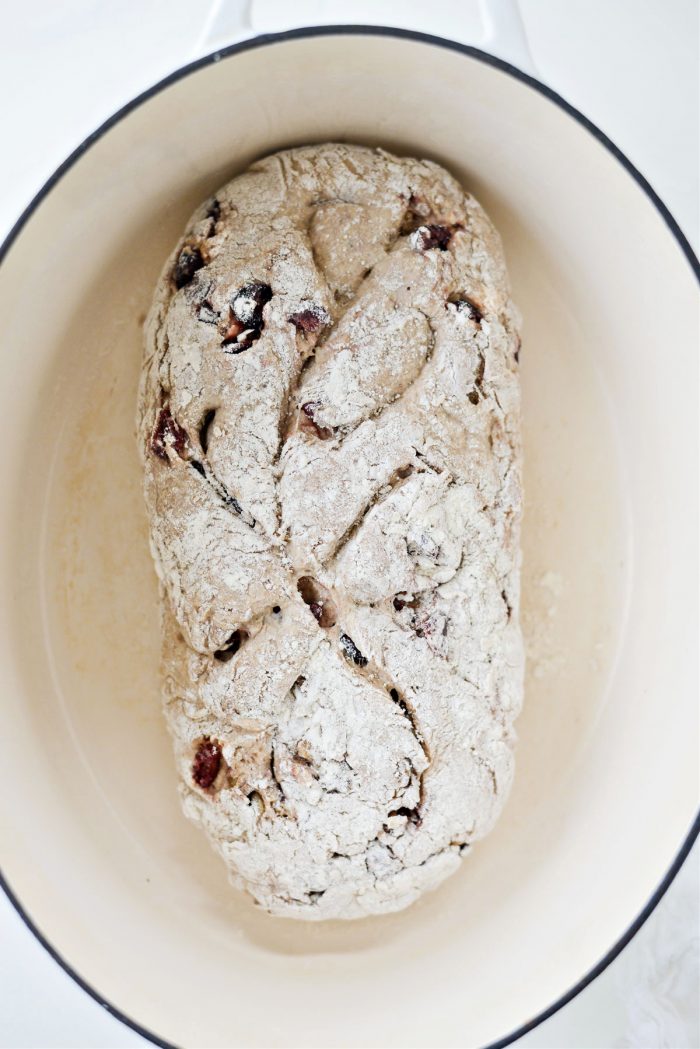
[0,2,697,1047]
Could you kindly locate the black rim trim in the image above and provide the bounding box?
[0,869,174,1049]
[0,24,698,1049]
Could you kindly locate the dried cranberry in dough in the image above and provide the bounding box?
[192,739,222,789]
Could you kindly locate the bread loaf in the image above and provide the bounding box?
[138,144,523,919]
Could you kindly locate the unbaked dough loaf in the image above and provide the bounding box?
[138,144,523,920]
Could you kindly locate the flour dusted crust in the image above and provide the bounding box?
[138,144,523,920]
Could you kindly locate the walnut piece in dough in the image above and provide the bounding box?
[138,144,523,920]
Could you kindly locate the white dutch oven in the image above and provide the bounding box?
[0,8,697,1048]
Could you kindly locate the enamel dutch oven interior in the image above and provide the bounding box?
[0,28,697,1049]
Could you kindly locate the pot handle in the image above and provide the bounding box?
[193,0,539,79]
[477,0,537,77]
[194,0,253,55]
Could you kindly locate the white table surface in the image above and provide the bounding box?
[0,2,697,1047]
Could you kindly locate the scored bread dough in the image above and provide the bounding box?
[138,143,523,920]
